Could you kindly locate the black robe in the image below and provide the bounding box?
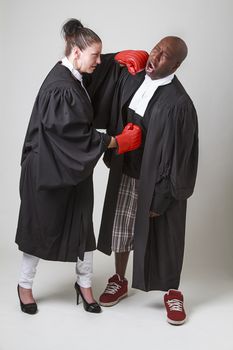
[15,62,112,262]
[89,59,198,291]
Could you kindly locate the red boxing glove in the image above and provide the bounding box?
[115,50,149,75]
[115,123,142,154]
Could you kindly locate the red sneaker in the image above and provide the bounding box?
[164,289,186,325]
[99,274,128,306]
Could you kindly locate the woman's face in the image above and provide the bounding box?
[75,42,102,74]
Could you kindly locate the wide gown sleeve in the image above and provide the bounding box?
[36,86,109,190]
[150,97,198,214]
[85,53,122,129]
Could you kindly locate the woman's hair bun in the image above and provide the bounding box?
[62,18,101,55]
[62,18,84,39]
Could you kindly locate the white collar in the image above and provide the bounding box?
[129,73,174,117]
[144,72,175,86]
[61,57,83,82]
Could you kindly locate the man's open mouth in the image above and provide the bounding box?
[146,60,155,73]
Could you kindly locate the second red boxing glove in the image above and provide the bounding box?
[115,123,142,154]
[115,50,149,75]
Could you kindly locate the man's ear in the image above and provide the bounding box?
[171,61,181,74]
[174,61,181,70]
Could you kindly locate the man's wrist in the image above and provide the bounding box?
[108,136,117,149]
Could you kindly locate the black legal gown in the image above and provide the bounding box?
[88,57,199,291]
[15,62,112,262]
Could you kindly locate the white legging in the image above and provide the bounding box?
[19,252,93,289]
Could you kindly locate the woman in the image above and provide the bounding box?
[15,18,141,314]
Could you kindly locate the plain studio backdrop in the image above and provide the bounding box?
[0,0,233,349]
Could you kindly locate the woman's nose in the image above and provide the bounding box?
[96,55,101,64]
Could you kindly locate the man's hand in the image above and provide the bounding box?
[115,50,149,75]
[115,123,142,154]
[149,211,160,218]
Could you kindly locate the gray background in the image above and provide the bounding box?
[1,0,232,274]
[0,0,233,349]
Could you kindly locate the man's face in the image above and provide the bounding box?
[145,38,180,80]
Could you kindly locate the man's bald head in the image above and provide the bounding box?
[145,36,188,80]
[161,36,188,64]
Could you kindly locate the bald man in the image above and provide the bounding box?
[91,37,198,325]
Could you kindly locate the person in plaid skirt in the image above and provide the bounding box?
[90,36,198,325]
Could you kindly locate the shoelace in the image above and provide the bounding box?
[166,298,184,312]
[104,282,121,295]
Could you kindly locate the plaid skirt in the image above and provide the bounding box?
[111,174,138,252]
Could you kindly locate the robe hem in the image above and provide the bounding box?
[16,244,96,263]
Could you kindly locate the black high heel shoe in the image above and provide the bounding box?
[17,285,38,315]
[74,282,101,313]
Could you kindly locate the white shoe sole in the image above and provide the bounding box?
[167,317,186,325]
[99,293,128,307]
